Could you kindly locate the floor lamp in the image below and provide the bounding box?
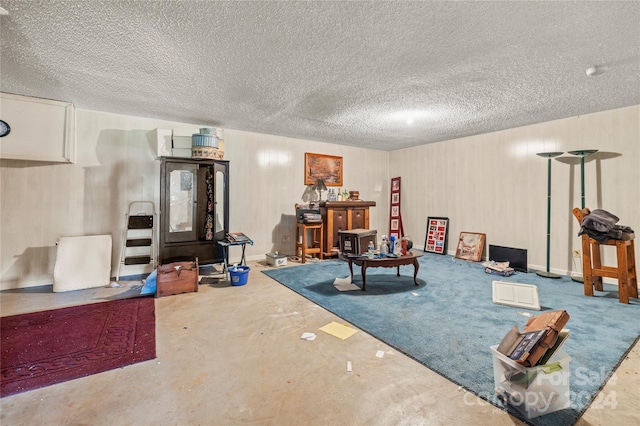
[536,152,564,279]
[568,150,598,209]
[567,149,598,282]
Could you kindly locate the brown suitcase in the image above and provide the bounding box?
[521,310,570,367]
[156,258,199,298]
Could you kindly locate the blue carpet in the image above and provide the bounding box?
[262,253,639,426]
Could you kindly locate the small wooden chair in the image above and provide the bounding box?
[296,222,323,263]
[573,208,638,303]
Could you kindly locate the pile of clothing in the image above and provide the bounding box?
[579,209,635,243]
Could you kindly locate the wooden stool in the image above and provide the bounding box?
[296,222,323,263]
[573,208,638,303]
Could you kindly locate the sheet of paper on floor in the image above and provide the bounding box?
[333,277,360,291]
[319,321,358,340]
[376,350,385,358]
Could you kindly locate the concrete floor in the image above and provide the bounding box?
[1,259,638,426]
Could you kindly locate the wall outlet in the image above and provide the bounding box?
[572,249,581,258]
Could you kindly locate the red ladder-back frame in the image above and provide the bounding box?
[389,177,404,240]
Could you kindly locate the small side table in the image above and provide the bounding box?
[218,237,253,280]
[296,222,323,263]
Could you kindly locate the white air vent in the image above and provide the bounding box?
[492,280,541,310]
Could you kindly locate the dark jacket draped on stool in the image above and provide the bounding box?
[578,209,635,243]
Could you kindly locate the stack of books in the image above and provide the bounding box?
[483,260,515,277]
[497,325,570,367]
[226,232,251,243]
[505,328,547,363]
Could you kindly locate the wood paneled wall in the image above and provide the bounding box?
[0,110,388,289]
[390,105,639,276]
[1,105,637,289]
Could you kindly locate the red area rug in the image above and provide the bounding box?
[1,297,156,397]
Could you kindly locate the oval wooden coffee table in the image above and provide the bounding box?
[347,250,423,291]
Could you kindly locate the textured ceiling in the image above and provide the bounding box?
[1,1,639,151]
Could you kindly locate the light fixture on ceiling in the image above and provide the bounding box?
[387,109,434,125]
[585,65,606,77]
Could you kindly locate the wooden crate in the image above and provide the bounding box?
[156,258,199,297]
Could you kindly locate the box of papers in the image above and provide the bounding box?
[491,345,571,419]
[483,261,515,277]
[498,311,570,367]
[485,267,515,277]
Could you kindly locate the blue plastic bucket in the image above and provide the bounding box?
[229,265,250,286]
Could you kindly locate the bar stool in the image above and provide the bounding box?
[296,222,323,263]
[573,207,637,303]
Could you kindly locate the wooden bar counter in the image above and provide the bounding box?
[319,200,376,257]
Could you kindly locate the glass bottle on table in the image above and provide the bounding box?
[380,235,388,256]
[368,241,375,259]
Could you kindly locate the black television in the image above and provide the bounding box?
[489,245,528,273]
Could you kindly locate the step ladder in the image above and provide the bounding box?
[116,201,157,281]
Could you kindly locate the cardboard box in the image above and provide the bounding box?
[152,128,173,158]
[172,148,192,158]
[491,345,571,419]
[266,252,287,266]
[172,127,198,148]
[156,259,198,297]
[339,229,377,257]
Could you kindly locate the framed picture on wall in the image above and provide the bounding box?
[455,232,486,262]
[424,217,449,255]
[391,193,399,204]
[304,152,343,186]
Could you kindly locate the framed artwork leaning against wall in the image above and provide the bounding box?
[424,217,449,255]
[455,232,486,262]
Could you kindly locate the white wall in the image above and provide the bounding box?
[1,105,637,289]
[391,105,639,276]
[0,109,389,289]
[223,129,389,262]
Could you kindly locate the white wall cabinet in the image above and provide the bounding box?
[0,92,76,163]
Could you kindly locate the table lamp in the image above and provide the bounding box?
[302,184,318,202]
[314,178,327,201]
